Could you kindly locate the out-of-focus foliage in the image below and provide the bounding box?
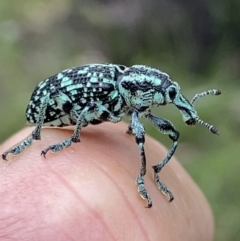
[0,1,239,240]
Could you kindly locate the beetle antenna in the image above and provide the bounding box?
[196,118,219,135]
[191,89,221,105]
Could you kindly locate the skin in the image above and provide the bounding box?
[0,122,214,241]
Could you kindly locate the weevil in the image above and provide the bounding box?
[2,64,221,207]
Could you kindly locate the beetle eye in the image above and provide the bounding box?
[168,87,176,100]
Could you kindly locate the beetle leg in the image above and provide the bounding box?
[126,123,134,135]
[2,94,50,160]
[70,102,122,143]
[2,137,33,160]
[146,113,179,202]
[41,102,122,157]
[131,111,152,208]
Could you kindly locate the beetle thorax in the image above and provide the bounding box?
[118,65,173,111]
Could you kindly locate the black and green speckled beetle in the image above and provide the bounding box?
[2,64,221,207]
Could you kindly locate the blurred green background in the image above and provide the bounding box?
[0,0,239,240]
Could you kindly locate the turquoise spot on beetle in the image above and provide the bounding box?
[57,73,64,80]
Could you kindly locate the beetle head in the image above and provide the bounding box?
[166,83,220,135]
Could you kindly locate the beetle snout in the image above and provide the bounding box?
[186,119,196,125]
